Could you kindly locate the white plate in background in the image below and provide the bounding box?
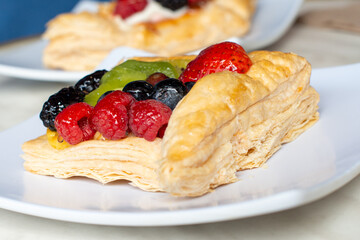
[0,38,90,82]
[0,63,358,226]
[0,0,303,82]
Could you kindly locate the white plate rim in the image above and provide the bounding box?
[0,63,90,82]
[0,162,358,226]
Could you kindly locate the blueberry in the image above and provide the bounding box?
[75,70,107,94]
[151,78,187,110]
[40,87,85,131]
[185,81,196,91]
[123,81,154,101]
[154,0,187,11]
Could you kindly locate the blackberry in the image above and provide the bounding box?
[40,87,85,131]
[155,0,187,11]
[74,70,107,94]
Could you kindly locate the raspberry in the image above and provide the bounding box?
[157,124,168,138]
[97,90,136,110]
[90,91,135,140]
[114,0,148,19]
[129,99,172,141]
[54,102,95,145]
[91,104,128,140]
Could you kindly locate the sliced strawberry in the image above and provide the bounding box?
[179,42,252,83]
[114,0,148,19]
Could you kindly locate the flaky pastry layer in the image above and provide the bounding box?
[23,50,319,196]
[42,0,256,71]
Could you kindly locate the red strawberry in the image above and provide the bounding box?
[114,0,148,19]
[179,42,252,83]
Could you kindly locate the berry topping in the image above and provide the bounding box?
[155,0,187,11]
[75,70,107,94]
[40,87,85,131]
[146,72,169,86]
[84,60,178,106]
[151,78,187,110]
[96,90,136,110]
[129,100,172,141]
[185,81,196,91]
[91,104,128,140]
[123,80,154,101]
[90,91,135,140]
[179,42,252,83]
[54,102,95,145]
[114,0,148,19]
[97,90,115,104]
[188,0,209,8]
[157,124,168,138]
[85,68,146,107]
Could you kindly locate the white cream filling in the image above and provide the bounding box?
[114,0,188,30]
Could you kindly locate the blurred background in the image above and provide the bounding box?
[1,0,359,44]
[0,0,108,43]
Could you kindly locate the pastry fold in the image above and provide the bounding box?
[23,51,319,196]
[160,51,319,196]
[42,0,256,71]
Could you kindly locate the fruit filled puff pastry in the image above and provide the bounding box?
[42,0,256,71]
[23,42,320,197]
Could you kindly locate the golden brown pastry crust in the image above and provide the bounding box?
[160,51,319,196]
[23,50,319,196]
[23,134,163,191]
[42,0,256,71]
